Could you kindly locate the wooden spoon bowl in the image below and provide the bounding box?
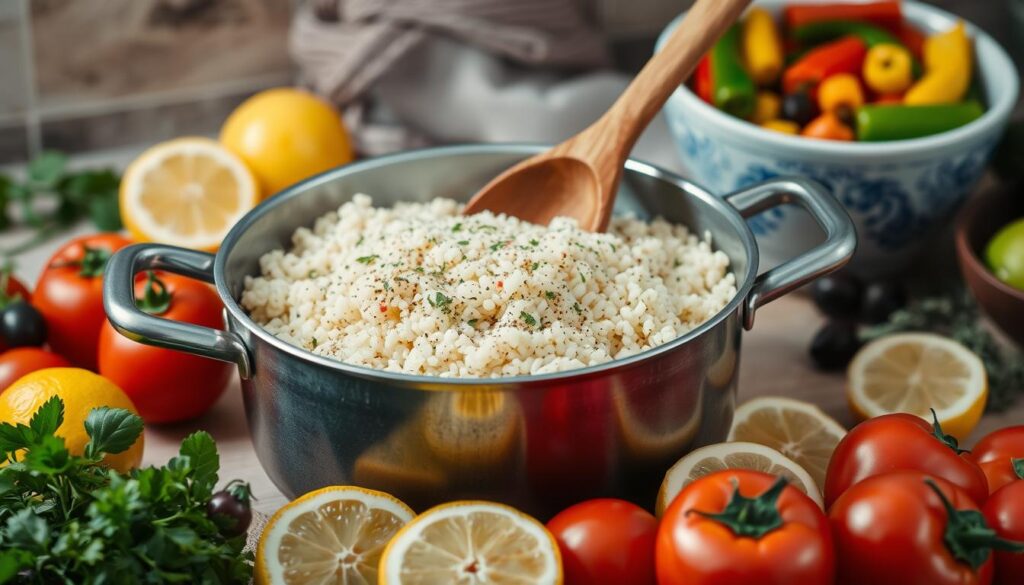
[464,0,753,231]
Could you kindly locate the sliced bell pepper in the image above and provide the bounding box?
[783,35,867,95]
[710,24,757,119]
[792,20,901,48]
[856,101,984,141]
[742,7,784,86]
[694,55,714,104]
[785,1,903,33]
[904,22,973,105]
[899,23,926,59]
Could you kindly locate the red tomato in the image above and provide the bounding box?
[824,413,989,508]
[830,472,1003,585]
[98,271,232,423]
[982,478,1024,585]
[972,426,1024,465]
[34,233,132,369]
[980,459,1021,495]
[546,499,657,585]
[0,270,32,353]
[656,469,834,585]
[0,348,70,391]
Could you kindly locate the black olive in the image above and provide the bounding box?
[781,91,819,127]
[812,273,864,320]
[0,301,47,348]
[207,481,253,537]
[860,280,908,324]
[809,321,861,371]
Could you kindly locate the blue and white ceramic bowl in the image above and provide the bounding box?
[658,0,1018,277]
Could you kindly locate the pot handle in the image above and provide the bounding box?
[103,243,252,378]
[725,177,857,330]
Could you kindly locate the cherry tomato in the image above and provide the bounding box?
[34,233,132,369]
[0,269,32,353]
[973,426,1024,465]
[207,480,253,538]
[830,471,1021,585]
[547,499,657,585]
[0,348,70,391]
[656,469,834,585]
[824,412,989,508]
[98,271,232,423]
[982,476,1024,585]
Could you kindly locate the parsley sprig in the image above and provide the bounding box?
[1,151,122,256]
[0,397,252,583]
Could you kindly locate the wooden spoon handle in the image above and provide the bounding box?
[592,0,753,151]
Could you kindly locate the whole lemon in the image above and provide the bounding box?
[0,368,144,472]
[220,88,354,197]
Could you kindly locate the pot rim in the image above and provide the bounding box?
[214,143,760,386]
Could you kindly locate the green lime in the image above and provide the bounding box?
[985,217,1024,291]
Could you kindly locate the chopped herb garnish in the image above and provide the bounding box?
[311,338,318,348]
[674,259,682,268]
[427,291,453,314]
[530,239,539,247]
[610,243,617,252]
[356,235,365,246]
[573,302,582,314]
[396,276,410,283]
[545,291,556,300]
[356,255,379,264]
[307,270,318,278]
[490,241,508,252]
[581,273,587,283]
[383,281,391,291]
[520,312,537,327]
[458,240,470,246]
[531,262,540,271]
[452,222,463,232]
[467,319,478,327]
[472,224,497,233]
[414,266,425,273]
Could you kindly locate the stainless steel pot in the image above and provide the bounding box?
[104,145,855,517]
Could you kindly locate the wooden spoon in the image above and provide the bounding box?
[464,0,753,231]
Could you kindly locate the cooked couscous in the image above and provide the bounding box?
[241,195,736,377]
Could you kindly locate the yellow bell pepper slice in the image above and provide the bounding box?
[904,21,972,105]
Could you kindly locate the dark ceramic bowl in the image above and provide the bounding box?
[955,184,1024,347]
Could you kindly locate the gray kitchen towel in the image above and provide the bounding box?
[291,0,612,107]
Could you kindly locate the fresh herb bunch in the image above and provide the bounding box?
[0,151,121,256]
[861,291,1024,412]
[0,397,252,584]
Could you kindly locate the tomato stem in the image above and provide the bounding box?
[924,479,1024,570]
[1014,458,1024,481]
[929,409,969,455]
[224,479,254,504]
[136,271,171,315]
[687,476,788,539]
[51,245,113,278]
[0,264,23,310]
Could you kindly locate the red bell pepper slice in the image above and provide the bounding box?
[694,55,714,104]
[785,1,903,33]
[783,35,868,95]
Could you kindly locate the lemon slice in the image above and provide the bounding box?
[656,441,822,515]
[379,501,562,585]
[847,333,987,440]
[121,137,259,251]
[255,486,414,585]
[727,396,846,491]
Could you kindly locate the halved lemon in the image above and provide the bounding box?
[121,137,259,251]
[655,441,822,515]
[379,501,562,585]
[727,396,846,491]
[255,485,414,585]
[847,333,987,440]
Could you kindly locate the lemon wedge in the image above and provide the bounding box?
[656,441,822,515]
[847,333,987,440]
[728,396,846,491]
[121,137,259,251]
[255,486,414,585]
[379,501,562,585]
